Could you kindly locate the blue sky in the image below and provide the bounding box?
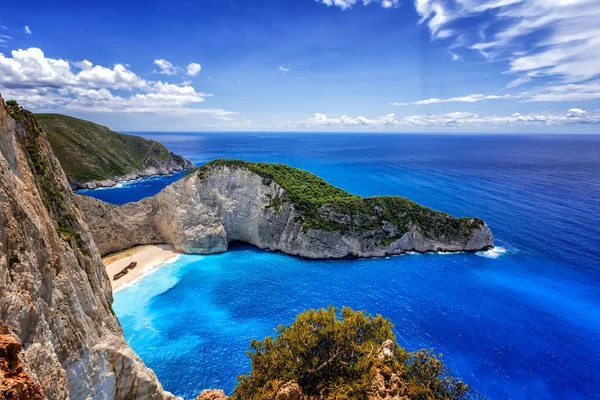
[1,0,599,132]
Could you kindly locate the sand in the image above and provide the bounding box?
[102,244,181,290]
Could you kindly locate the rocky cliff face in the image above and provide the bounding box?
[0,95,175,399]
[72,152,194,190]
[78,161,494,258]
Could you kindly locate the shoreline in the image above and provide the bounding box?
[102,244,182,290]
[72,167,194,191]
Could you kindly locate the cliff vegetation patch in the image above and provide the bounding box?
[197,160,484,242]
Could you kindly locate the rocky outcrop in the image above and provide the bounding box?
[0,95,175,399]
[195,389,228,400]
[0,324,45,400]
[77,160,494,258]
[72,155,194,190]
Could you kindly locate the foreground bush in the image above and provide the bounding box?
[233,306,483,400]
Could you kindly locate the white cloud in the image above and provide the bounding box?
[394,79,600,105]
[0,47,233,118]
[186,62,201,76]
[298,108,600,129]
[315,0,400,10]
[153,59,179,75]
[278,66,290,72]
[24,26,31,34]
[393,93,513,106]
[413,0,600,85]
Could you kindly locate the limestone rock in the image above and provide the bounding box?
[0,94,175,399]
[195,389,229,400]
[276,381,303,400]
[78,163,494,259]
[377,339,395,359]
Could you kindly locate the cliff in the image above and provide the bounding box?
[77,160,493,258]
[0,95,175,399]
[34,112,195,189]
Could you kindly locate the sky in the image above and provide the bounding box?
[1,0,599,133]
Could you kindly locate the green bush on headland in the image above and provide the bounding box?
[197,160,484,241]
[234,306,484,400]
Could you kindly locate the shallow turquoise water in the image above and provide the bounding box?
[104,133,600,399]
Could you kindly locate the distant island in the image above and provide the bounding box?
[34,113,195,189]
[78,159,494,258]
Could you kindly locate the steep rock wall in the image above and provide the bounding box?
[78,164,493,258]
[0,95,175,399]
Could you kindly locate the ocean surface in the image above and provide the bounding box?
[80,133,600,400]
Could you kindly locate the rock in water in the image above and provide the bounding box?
[78,160,494,258]
[0,95,175,399]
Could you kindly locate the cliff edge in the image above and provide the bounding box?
[0,95,175,399]
[78,159,494,258]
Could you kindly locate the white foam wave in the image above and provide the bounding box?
[476,246,507,259]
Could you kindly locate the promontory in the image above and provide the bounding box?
[34,112,195,189]
[77,159,494,258]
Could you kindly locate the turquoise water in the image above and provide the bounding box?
[100,133,600,399]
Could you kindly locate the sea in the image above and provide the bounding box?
[78,133,600,400]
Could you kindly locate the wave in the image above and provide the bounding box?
[476,246,507,259]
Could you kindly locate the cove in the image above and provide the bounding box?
[102,132,600,400]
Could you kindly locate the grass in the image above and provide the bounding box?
[197,160,484,241]
[34,114,188,185]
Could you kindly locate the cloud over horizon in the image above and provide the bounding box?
[0,48,232,118]
[296,108,600,129]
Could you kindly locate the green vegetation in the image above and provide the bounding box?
[6,100,25,121]
[34,114,191,185]
[198,160,484,241]
[234,306,483,400]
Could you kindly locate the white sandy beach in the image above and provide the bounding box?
[102,244,181,290]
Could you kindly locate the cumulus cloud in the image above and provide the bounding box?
[315,0,400,10]
[186,62,201,76]
[24,26,32,34]
[153,59,179,75]
[413,0,600,85]
[297,108,600,129]
[278,66,290,73]
[0,47,233,118]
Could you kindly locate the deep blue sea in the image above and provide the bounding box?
[80,133,600,400]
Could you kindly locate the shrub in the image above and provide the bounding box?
[234,306,483,400]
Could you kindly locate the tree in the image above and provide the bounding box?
[233,306,483,400]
